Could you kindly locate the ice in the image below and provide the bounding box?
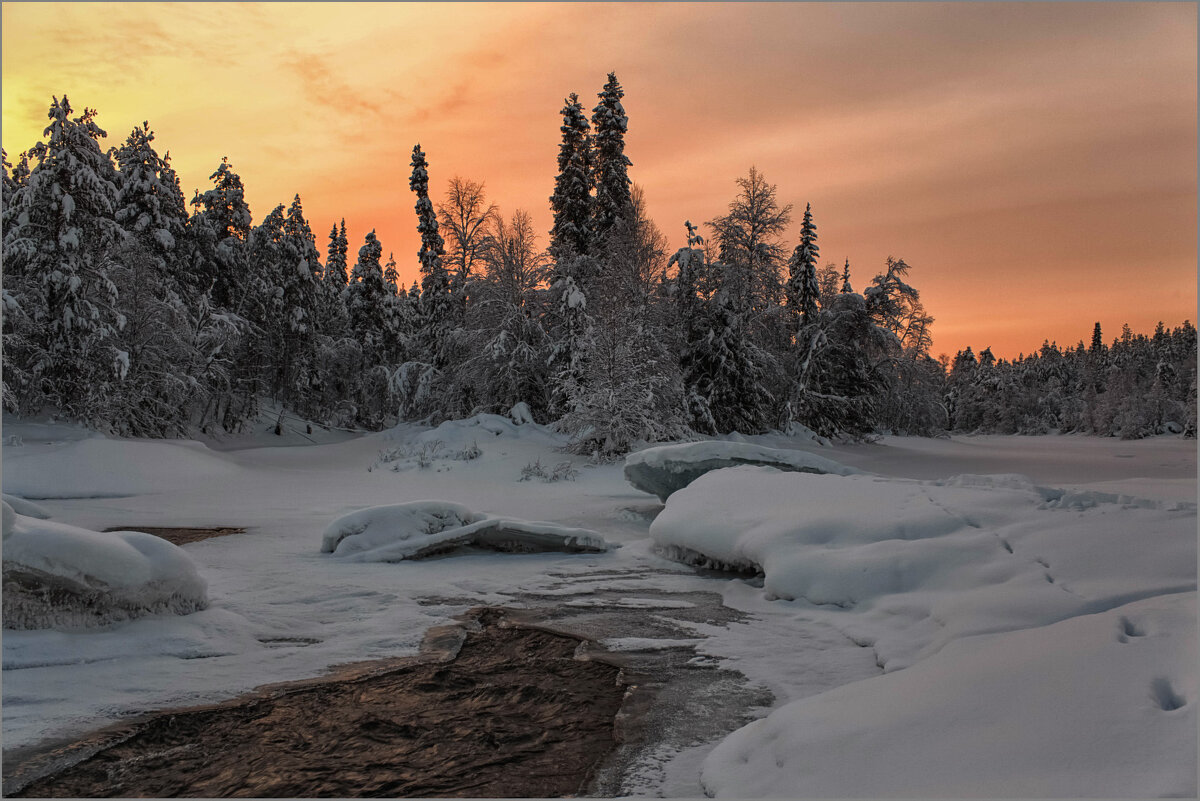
[624,439,862,501]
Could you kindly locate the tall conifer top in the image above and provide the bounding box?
[410,144,445,284]
[591,72,632,245]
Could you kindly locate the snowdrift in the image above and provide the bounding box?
[3,501,208,630]
[650,467,1197,796]
[701,591,1196,798]
[3,436,240,499]
[624,440,861,501]
[321,501,609,562]
[651,467,1195,669]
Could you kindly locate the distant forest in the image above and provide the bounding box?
[3,76,1196,453]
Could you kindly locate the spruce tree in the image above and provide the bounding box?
[546,94,596,415]
[785,203,820,328]
[548,93,593,262]
[590,72,632,248]
[189,157,252,310]
[325,220,348,290]
[410,144,456,372]
[841,259,853,293]
[2,96,126,422]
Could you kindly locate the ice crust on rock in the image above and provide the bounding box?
[321,501,608,562]
[3,507,208,630]
[623,440,862,501]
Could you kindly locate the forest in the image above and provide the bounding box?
[3,75,1196,453]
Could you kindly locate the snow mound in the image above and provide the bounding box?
[3,507,208,630]
[2,493,51,519]
[3,437,240,498]
[701,591,1197,798]
[321,501,609,562]
[624,440,861,501]
[650,467,1196,669]
[413,412,564,448]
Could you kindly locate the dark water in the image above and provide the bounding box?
[12,609,625,798]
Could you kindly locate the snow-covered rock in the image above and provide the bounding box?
[701,591,1197,798]
[623,440,861,501]
[3,509,208,630]
[321,501,609,562]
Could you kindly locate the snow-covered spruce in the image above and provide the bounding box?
[320,501,608,562]
[2,502,208,630]
[623,440,861,501]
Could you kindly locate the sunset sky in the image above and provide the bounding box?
[3,2,1195,359]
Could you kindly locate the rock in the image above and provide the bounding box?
[321,501,608,562]
[624,440,861,501]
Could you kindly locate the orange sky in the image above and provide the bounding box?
[3,2,1195,359]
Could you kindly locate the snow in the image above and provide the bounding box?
[321,501,608,561]
[702,591,1196,798]
[3,503,208,630]
[4,435,241,499]
[1,414,1194,797]
[650,464,1196,795]
[650,467,1195,670]
[3,493,52,519]
[625,439,861,501]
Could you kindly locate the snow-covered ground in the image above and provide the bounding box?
[2,413,1195,797]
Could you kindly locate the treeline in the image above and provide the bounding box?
[3,79,1194,451]
[948,322,1197,438]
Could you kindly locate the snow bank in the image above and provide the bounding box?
[650,467,1196,670]
[624,440,861,501]
[701,591,1197,798]
[321,501,608,562]
[3,436,240,498]
[3,502,208,630]
[2,493,51,519]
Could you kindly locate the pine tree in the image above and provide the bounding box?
[590,72,632,248]
[841,259,853,293]
[785,203,820,328]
